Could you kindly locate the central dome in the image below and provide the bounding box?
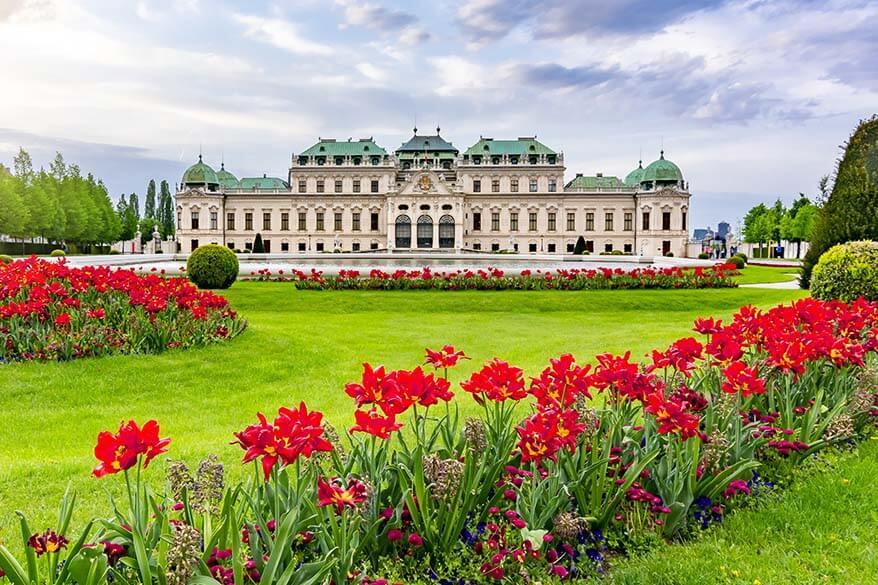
[181,155,219,188]
[641,151,683,185]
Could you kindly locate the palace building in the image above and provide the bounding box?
[175,129,691,256]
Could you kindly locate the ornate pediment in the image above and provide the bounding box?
[399,171,453,197]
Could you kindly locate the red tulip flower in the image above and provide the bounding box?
[461,359,526,403]
[27,530,68,556]
[350,408,402,439]
[317,476,368,514]
[93,419,170,478]
[425,345,469,369]
[721,361,765,397]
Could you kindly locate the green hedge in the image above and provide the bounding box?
[50,249,66,257]
[0,254,13,264]
[811,240,878,302]
[186,244,239,289]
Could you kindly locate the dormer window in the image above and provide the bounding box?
[319,146,325,152]
[364,146,370,151]
[483,145,490,151]
[529,145,536,151]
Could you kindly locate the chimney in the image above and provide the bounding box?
[596,172,603,177]
[576,173,583,177]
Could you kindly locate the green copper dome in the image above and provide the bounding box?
[641,151,683,185]
[623,161,644,187]
[216,163,239,189]
[181,155,219,187]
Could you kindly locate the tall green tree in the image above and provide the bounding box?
[0,172,29,238]
[802,115,878,287]
[742,203,776,257]
[144,179,156,220]
[159,180,174,237]
[129,192,141,220]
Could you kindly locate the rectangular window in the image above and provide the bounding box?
[298,242,306,251]
[510,212,519,231]
[624,243,633,254]
[605,212,614,231]
[642,211,650,230]
[281,242,289,252]
[190,211,199,230]
[529,179,538,192]
[682,211,687,230]
[585,212,594,231]
[548,243,556,253]
[529,243,537,252]
[226,212,235,231]
[491,212,500,231]
[334,212,342,231]
[510,178,519,192]
[298,212,307,231]
[473,243,481,251]
[491,242,500,252]
[370,242,378,250]
[227,242,234,250]
[263,212,271,231]
[353,179,361,193]
[352,242,360,251]
[298,180,306,193]
[190,239,198,251]
[316,180,324,193]
[352,212,361,231]
[334,179,343,193]
[586,240,594,253]
[316,212,325,231]
[624,212,632,231]
[371,180,379,193]
[473,212,482,231]
[281,212,289,231]
[177,211,181,230]
[529,211,537,231]
[473,179,481,193]
[662,211,671,231]
[316,242,324,252]
[492,179,500,193]
[567,243,575,253]
[209,211,217,230]
[605,243,613,253]
[245,212,253,231]
[548,179,557,192]
[548,212,556,231]
[370,212,379,231]
[566,212,575,231]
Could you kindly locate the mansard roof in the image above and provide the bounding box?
[564,174,626,190]
[464,137,556,156]
[237,175,289,190]
[396,129,458,153]
[299,138,387,157]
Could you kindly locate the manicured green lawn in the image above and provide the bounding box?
[607,438,878,585]
[0,284,810,564]
[733,265,800,285]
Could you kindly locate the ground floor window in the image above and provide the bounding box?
[473,242,481,251]
[547,243,556,253]
[190,239,199,251]
[586,240,594,253]
[567,243,574,253]
[281,242,289,252]
[227,242,234,250]
[491,242,500,252]
[298,242,306,251]
[662,240,671,255]
[439,215,454,248]
[624,243,632,254]
[395,215,411,248]
[417,215,433,248]
[529,243,537,252]
[605,243,613,252]
[316,242,324,252]
[370,241,378,250]
[352,242,360,251]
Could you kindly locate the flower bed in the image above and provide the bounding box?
[246,264,739,290]
[0,257,246,362]
[1,299,876,585]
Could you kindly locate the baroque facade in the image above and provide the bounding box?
[175,130,691,256]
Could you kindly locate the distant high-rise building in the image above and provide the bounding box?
[717,221,730,238]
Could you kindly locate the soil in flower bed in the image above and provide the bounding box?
[0,257,247,362]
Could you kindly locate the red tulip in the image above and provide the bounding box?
[350,408,402,439]
[93,419,170,477]
[317,476,368,514]
[424,345,469,369]
[461,359,526,403]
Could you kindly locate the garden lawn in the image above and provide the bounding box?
[607,438,878,585]
[733,265,800,285]
[0,285,806,548]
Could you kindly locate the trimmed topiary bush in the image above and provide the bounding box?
[698,252,710,259]
[186,244,239,289]
[734,252,748,262]
[811,240,878,301]
[50,249,66,257]
[727,255,746,269]
[0,254,13,264]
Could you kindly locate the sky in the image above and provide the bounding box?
[1,0,876,231]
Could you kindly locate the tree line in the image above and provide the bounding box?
[742,187,821,259]
[0,148,175,250]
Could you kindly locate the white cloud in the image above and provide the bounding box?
[356,62,388,83]
[232,13,333,56]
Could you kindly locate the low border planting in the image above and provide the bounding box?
[246,264,739,290]
[1,298,875,584]
[0,257,247,362]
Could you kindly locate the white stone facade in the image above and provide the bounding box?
[175,134,691,257]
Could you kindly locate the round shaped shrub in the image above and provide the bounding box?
[727,255,746,269]
[664,252,674,257]
[734,252,748,262]
[698,252,710,259]
[811,240,878,301]
[0,254,13,264]
[50,249,66,257]
[186,244,239,289]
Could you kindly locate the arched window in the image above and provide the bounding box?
[417,215,433,248]
[439,215,454,248]
[395,215,411,248]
